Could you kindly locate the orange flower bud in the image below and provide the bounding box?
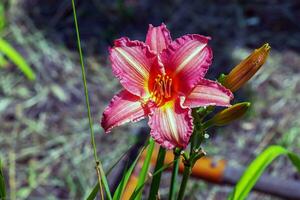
[203,102,250,128]
[223,43,271,92]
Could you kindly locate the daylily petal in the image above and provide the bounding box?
[101,90,148,133]
[184,79,233,108]
[148,97,193,149]
[110,37,157,97]
[148,57,167,94]
[161,34,212,94]
[145,23,172,54]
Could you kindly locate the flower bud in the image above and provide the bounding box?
[203,102,251,128]
[223,43,271,92]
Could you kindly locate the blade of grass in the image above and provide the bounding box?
[0,2,5,30]
[0,53,8,67]
[112,145,147,200]
[87,145,134,200]
[0,38,36,80]
[113,162,130,200]
[0,159,6,199]
[148,146,166,200]
[134,138,155,199]
[70,1,111,199]
[86,142,144,200]
[228,145,300,200]
[129,158,179,200]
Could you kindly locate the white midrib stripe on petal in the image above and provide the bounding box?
[174,43,206,74]
[165,107,179,142]
[109,102,139,122]
[115,48,149,79]
[190,86,229,101]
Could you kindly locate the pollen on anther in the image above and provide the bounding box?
[151,74,173,106]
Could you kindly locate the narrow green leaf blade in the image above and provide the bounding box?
[0,159,6,199]
[148,146,166,200]
[134,138,155,199]
[86,183,99,200]
[86,142,146,200]
[228,145,300,200]
[129,159,178,200]
[98,163,112,200]
[0,38,36,80]
[288,152,300,172]
[112,146,146,200]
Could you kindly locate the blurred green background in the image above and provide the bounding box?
[0,0,300,199]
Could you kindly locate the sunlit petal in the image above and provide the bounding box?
[101,90,148,133]
[146,23,172,53]
[110,37,157,97]
[161,34,212,94]
[184,78,233,108]
[148,97,193,149]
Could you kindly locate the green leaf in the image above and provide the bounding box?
[86,183,100,200]
[0,38,36,80]
[86,142,144,200]
[0,53,8,67]
[0,2,5,31]
[228,145,300,200]
[287,152,300,172]
[133,138,155,199]
[98,163,112,200]
[112,145,147,200]
[0,159,6,199]
[148,146,166,200]
[129,159,178,200]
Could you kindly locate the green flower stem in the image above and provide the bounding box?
[202,119,214,130]
[191,109,204,149]
[177,164,192,200]
[148,146,166,200]
[176,108,207,200]
[71,0,111,199]
[168,149,180,200]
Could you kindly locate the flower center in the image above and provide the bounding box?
[150,74,173,106]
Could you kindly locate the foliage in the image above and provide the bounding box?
[0,159,5,199]
[133,138,155,199]
[0,38,36,80]
[228,145,300,200]
[0,2,5,31]
[112,145,147,200]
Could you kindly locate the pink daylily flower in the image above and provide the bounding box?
[101,24,233,149]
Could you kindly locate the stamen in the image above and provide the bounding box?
[151,74,173,106]
[168,78,172,98]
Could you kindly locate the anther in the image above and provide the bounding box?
[151,74,173,106]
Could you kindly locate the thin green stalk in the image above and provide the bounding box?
[71,1,111,199]
[177,165,192,200]
[168,150,180,200]
[148,146,166,200]
[176,108,206,200]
